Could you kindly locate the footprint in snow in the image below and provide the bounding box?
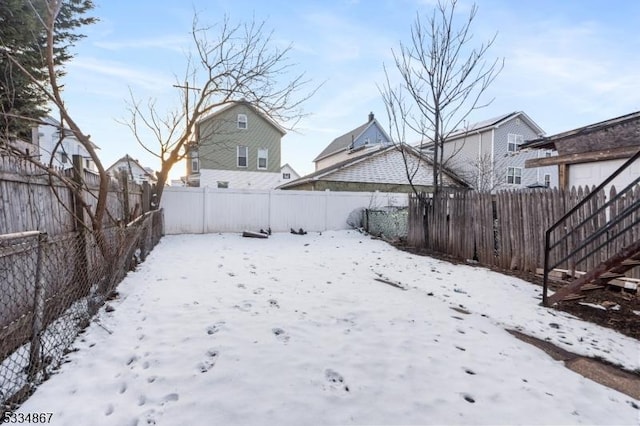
[207,322,226,335]
[272,328,290,343]
[161,393,180,405]
[234,302,252,312]
[198,349,219,373]
[268,299,280,308]
[253,287,264,295]
[325,369,350,392]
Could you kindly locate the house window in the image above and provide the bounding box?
[257,148,268,169]
[507,167,522,185]
[282,173,291,179]
[237,145,248,167]
[507,133,523,152]
[217,181,229,189]
[61,153,69,164]
[237,114,247,129]
[544,173,551,188]
[545,150,552,157]
[190,151,199,173]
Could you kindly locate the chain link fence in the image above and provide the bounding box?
[0,210,163,416]
[364,206,408,240]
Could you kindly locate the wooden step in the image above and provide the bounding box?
[620,258,640,266]
[562,294,585,301]
[580,284,605,292]
[598,271,626,280]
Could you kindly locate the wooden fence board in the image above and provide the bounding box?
[407,183,639,280]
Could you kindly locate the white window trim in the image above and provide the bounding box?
[257,148,268,170]
[507,166,522,185]
[191,151,199,173]
[237,114,247,129]
[237,145,248,168]
[507,133,524,153]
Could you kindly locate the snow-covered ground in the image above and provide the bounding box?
[16,231,639,425]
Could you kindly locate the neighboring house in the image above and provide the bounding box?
[279,145,468,192]
[187,101,287,189]
[422,111,557,191]
[33,116,99,172]
[520,111,640,192]
[280,163,300,183]
[107,155,157,185]
[313,112,392,171]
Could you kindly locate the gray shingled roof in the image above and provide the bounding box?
[446,112,517,139]
[281,145,469,189]
[313,121,375,162]
[521,110,640,150]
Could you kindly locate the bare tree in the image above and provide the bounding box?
[380,0,502,195]
[2,0,111,255]
[122,14,316,203]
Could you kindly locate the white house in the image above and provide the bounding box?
[107,155,157,185]
[33,116,99,171]
[422,111,558,191]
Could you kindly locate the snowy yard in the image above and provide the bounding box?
[17,231,639,425]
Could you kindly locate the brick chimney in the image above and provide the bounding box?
[368,112,374,122]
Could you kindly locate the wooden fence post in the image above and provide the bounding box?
[142,182,151,214]
[119,170,130,223]
[71,155,90,298]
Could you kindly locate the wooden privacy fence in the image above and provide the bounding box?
[0,154,152,235]
[0,153,161,415]
[408,186,640,278]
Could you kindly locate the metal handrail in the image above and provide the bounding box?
[542,148,640,306]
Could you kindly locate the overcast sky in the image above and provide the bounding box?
[60,0,640,179]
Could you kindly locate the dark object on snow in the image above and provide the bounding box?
[259,228,271,235]
[290,228,307,235]
[243,231,269,239]
[373,277,407,291]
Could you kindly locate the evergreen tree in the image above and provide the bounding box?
[0,0,96,139]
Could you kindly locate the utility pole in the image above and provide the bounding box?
[172,81,201,123]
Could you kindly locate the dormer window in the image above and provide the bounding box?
[237,114,247,129]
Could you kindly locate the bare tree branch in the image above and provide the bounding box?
[122,13,319,200]
[381,0,503,195]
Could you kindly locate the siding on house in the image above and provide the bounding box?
[200,169,283,189]
[313,114,391,171]
[35,116,98,171]
[438,112,556,190]
[198,103,282,173]
[493,117,548,189]
[352,122,389,150]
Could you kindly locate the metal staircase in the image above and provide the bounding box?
[542,149,640,306]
